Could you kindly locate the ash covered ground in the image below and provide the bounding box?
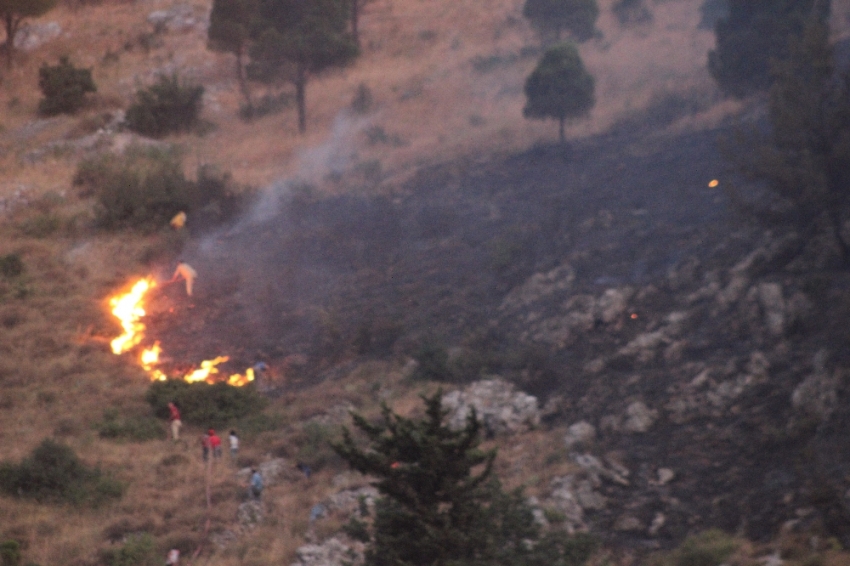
[147,121,850,547]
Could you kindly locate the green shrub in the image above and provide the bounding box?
[125,74,204,137]
[96,409,165,441]
[145,380,267,428]
[0,439,124,506]
[297,422,342,471]
[410,338,452,382]
[101,534,158,566]
[0,254,24,278]
[37,57,96,116]
[0,540,21,566]
[666,529,738,566]
[76,146,193,230]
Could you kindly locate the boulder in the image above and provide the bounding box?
[291,537,365,566]
[442,379,540,435]
[758,282,785,336]
[564,421,596,450]
[623,401,658,433]
[597,287,633,324]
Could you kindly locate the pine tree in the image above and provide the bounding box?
[208,0,258,112]
[0,0,58,67]
[523,42,595,144]
[724,19,850,266]
[248,0,358,133]
[334,392,595,566]
[708,0,829,97]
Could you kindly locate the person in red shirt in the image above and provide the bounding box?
[167,402,182,441]
[209,429,222,459]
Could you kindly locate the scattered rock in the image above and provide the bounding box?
[622,401,658,433]
[573,453,630,486]
[442,378,540,435]
[237,458,301,486]
[791,350,838,420]
[564,421,596,449]
[758,282,786,336]
[14,22,61,51]
[237,500,264,528]
[147,4,208,33]
[291,537,365,566]
[648,512,666,536]
[613,514,644,532]
[657,468,675,485]
[597,287,633,324]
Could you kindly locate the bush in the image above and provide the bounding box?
[125,74,204,137]
[0,254,24,278]
[410,338,452,382]
[101,534,158,566]
[0,439,124,506]
[75,147,239,231]
[96,409,165,441]
[660,529,738,566]
[37,57,96,116]
[145,380,267,428]
[0,540,20,566]
[76,146,193,230]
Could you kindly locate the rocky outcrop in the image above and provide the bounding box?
[291,537,365,566]
[442,378,540,435]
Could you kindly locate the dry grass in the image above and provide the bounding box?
[0,0,840,564]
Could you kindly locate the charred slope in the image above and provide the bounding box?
[148,123,850,544]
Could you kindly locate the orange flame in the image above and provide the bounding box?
[108,277,256,386]
[110,278,155,354]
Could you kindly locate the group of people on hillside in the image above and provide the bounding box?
[166,400,262,498]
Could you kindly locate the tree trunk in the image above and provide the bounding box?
[235,43,252,113]
[295,65,307,134]
[829,208,850,267]
[351,0,360,46]
[3,14,18,68]
[558,116,565,144]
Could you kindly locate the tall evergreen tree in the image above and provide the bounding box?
[208,0,258,112]
[249,0,358,133]
[724,20,850,266]
[708,0,830,97]
[522,0,599,44]
[523,42,595,143]
[0,0,58,67]
[334,392,597,566]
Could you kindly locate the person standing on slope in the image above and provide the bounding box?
[169,262,197,296]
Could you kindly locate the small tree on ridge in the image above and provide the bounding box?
[523,42,595,144]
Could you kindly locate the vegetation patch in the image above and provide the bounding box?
[37,57,96,116]
[100,533,158,566]
[96,409,165,442]
[0,440,124,506]
[145,379,268,428]
[125,74,204,138]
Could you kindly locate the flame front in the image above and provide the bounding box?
[108,277,255,386]
[110,278,155,354]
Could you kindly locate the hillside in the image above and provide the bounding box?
[2,1,850,566]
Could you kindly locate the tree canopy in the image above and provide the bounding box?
[248,0,358,133]
[522,0,599,44]
[724,20,850,266]
[523,42,595,143]
[208,0,258,110]
[0,0,58,67]
[708,0,830,97]
[334,391,598,566]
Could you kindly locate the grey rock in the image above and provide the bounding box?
[564,421,596,449]
[291,537,365,566]
[14,22,61,51]
[758,282,785,336]
[623,401,657,433]
[442,379,539,435]
[237,500,264,528]
[657,468,675,485]
[597,287,633,324]
[791,350,838,420]
[573,453,630,486]
[613,514,644,532]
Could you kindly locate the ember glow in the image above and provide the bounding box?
[108,277,255,386]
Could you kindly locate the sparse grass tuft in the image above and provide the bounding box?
[145,380,268,428]
[96,408,165,442]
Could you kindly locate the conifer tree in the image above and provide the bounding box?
[725,19,850,266]
[334,392,595,566]
[248,0,358,133]
[523,42,595,143]
[708,0,829,97]
[208,0,258,112]
[0,0,58,67]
